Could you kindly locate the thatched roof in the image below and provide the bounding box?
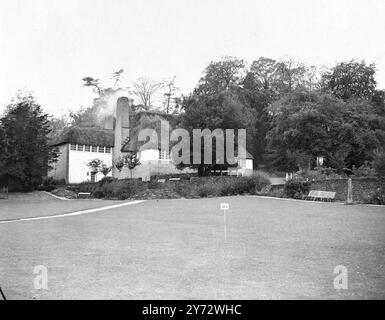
[123,111,180,152]
[51,127,114,147]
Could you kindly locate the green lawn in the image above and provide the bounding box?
[0,195,384,299]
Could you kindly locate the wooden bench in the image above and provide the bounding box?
[78,192,91,199]
[305,190,336,202]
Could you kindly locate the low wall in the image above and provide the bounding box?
[310,178,385,202]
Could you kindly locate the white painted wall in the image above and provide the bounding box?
[68,147,113,183]
[139,149,160,161]
[228,158,254,176]
[246,159,253,170]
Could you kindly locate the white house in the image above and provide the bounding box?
[49,97,254,183]
[49,127,114,184]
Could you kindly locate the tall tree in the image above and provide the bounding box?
[249,57,278,90]
[131,77,165,110]
[321,60,377,100]
[265,90,385,171]
[162,76,179,114]
[194,57,246,96]
[0,93,59,190]
[274,58,307,93]
[77,69,129,127]
[181,91,253,175]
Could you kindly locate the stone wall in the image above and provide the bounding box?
[310,178,385,202]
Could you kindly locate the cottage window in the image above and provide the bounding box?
[77,145,84,151]
[105,147,111,153]
[159,150,169,160]
[85,145,91,152]
[70,144,76,150]
[92,146,97,152]
[98,146,105,153]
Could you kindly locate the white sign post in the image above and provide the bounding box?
[220,203,229,241]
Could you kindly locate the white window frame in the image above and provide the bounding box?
[159,149,170,160]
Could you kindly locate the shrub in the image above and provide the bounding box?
[98,176,117,186]
[220,175,270,196]
[373,150,385,178]
[92,189,106,199]
[117,192,131,200]
[41,177,66,187]
[148,180,160,189]
[364,187,385,205]
[37,184,56,192]
[197,185,215,197]
[294,167,344,181]
[42,177,54,186]
[352,162,376,178]
[284,181,311,199]
[173,182,193,198]
[248,173,271,192]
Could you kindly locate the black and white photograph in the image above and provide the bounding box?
[0,0,384,307]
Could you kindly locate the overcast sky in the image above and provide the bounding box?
[1,0,385,117]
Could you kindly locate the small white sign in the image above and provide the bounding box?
[220,203,229,210]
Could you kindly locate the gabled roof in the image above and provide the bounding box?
[50,127,114,147]
[245,151,254,159]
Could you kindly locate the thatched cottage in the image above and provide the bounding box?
[49,97,253,183]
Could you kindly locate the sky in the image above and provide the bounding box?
[1,0,385,117]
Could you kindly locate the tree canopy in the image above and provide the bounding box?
[0,93,59,190]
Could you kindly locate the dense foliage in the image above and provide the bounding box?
[0,94,59,190]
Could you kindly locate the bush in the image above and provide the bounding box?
[37,184,56,192]
[98,176,117,186]
[220,175,270,196]
[197,185,215,197]
[294,167,344,181]
[284,181,311,199]
[373,150,385,178]
[90,178,145,199]
[249,173,271,192]
[92,190,106,199]
[352,162,376,178]
[173,182,193,198]
[118,192,132,200]
[148,180,160,189]
[364,187,385,205]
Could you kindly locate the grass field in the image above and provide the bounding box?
[0,194,384,299]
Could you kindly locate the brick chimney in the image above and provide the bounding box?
[112,97,131,177]
[103,115,114,130]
